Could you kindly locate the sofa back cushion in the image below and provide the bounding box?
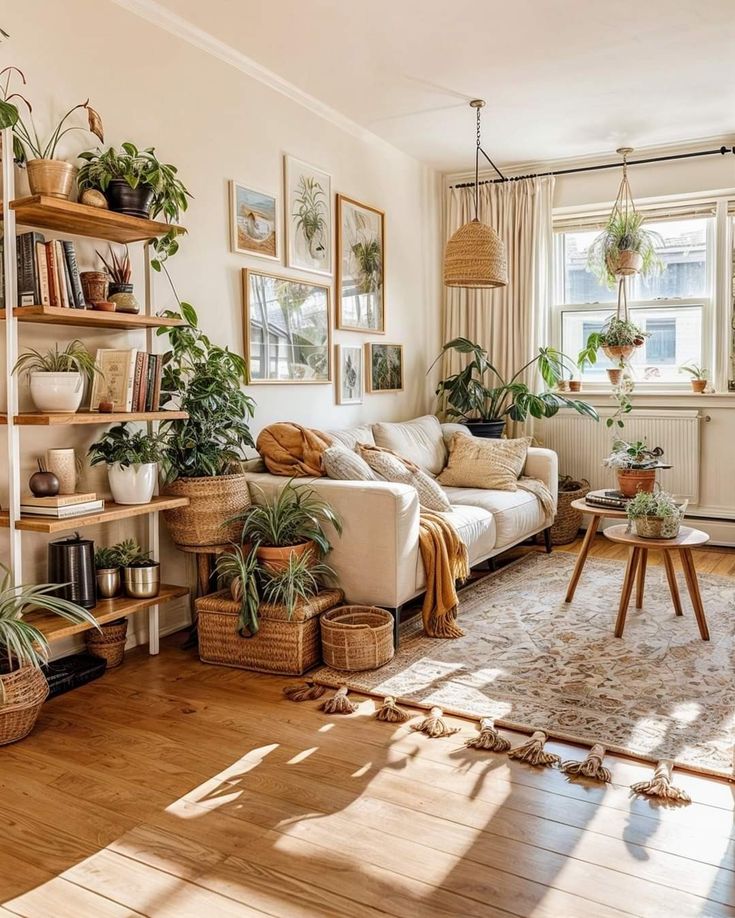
[323,445,379,481]
[326,424,376,451]
[372,415,446,476]
[438,434,531,491]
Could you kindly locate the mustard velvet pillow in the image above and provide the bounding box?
[438,434,531,491]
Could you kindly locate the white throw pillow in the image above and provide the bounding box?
[357,445,451,512]
[372,415,447,476]
[323,445,380,481]
[326,424,376,451]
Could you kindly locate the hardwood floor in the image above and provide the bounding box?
[1,535,733,917]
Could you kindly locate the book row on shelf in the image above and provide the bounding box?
[3,230,90,310]
[90,348,164,413]
[20,492,102,519]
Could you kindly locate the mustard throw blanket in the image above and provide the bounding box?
[257,423,332,477]
[419,509,470,639]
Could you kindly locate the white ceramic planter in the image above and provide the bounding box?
[107,462,157,505]
[29,372,84,413]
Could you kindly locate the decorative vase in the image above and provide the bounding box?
[464,419,506,439]
[96,567,121,599]
[256,540,316,573]
[30,372,84,414]
[46,448,77,494]
[107,462,157,505]
[47,533,97,609]
[108,283,140,315]
[29,470,59,497]
[104,179,153,219]
[80,271,109,306]
[617,467,656,498]
[691,379,707,393]
[123,562,160,599]
[606,367,624,385]
[26,159,76,199]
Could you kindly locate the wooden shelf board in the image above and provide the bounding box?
[5,305,185,330]
[25,584,189,642]
[8,195,183,243]
[1,409,187,426]
[0,495,189,533]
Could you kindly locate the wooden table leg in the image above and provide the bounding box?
[615,547,641,638]
[196,553,214,598]
[565,514,600,603]
[663,551,683,616]
[679,548,710,641]
[635,549,647,609]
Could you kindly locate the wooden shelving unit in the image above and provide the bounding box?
[9,304,186,330]
[0,409,188,426]
[0,495,189,533]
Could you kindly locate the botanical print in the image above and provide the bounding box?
[243,269,330,384]
[367,343,402,393]
[284,155,331,276]
[337,195,385,332]
[230,181,278,260]
[335,344,363,405]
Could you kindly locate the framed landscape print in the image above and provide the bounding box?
[230,181,279,260]
[335,343,363,405]
[284,155,332,276]
[243,268,331,384]
[366,342,403,393]
[337,194,385,333]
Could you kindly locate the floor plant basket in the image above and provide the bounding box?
[0,666,50,746]
[320,605,395,672]
[163,474,250,547]
[549,478,590,545]
[86,618,128,668]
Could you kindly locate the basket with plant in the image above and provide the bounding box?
[626,488,687,540]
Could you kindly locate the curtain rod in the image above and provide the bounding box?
[450,145,735,188]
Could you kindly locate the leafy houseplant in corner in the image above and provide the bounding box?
[0,66,103,199]
[13,340,97,414]
[431,337,598,438]
[603,439,667,497]
[88,423,164,505]
[680,363,708,393]
[0,563,99,745]
[627,488,687,540]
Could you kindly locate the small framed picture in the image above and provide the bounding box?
[230,181,279,260]
[284,155,332,276]
[365,342,403,393]
[337,194,385,333]
[335,343,363,405]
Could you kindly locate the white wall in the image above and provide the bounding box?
[0,0,443,643]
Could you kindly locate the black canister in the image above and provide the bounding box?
[48,532,97,609]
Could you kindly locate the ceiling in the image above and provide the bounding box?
[153,0,735,172]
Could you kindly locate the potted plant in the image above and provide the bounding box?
[586,212,664,287]
[431,337,598,438]
[88,423,164,505]
[13,340,97,414]
[123,557,160,600]
[96,245,139,315]
[603,439,667,497]
[158,304,256,547]
[94,545,123,599]
[259,549,335,618]
[577,316,649,368]
[680,363,708,393]
[216,545,261,636]
[238,481,343,571]
[0,67,103,199]
[96,538,159,600]
[626,488,687,540]
[0,562,99,745]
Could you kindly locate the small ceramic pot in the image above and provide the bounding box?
[105,180,153,219]
[46,448,77,494]
[691,379,707,393]
[568,380,582,392]
[30,372,84,413]
[108,284,140,315]
[107,462,157,505]
[617,467,656,497]
[606,368,624,385]
[124,563,160,599]
[602,344,637,362]
[91,300,116,312]
[80,271,109,306]
[26,159,77,199]
[614,250,643,276]
[96,568,121,599]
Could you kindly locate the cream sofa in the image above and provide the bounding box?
[244,415,557,643]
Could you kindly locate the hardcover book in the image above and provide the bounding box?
[17,231,45,305]
[22,492,97,508]
[89,349,138,411]
[20,499,104,517]
[62,241,86,308]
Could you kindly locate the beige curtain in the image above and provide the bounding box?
[441,176,555,432]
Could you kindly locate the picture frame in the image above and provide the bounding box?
[365,342,403,393]
[284,155,332,276]
[230,180,279,261]
[242,268,331,384]
[335,343,364,405]
[337,194,385,333]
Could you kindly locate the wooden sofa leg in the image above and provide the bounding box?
[543,527,553,554]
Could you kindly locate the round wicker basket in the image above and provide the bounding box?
[162,474,251,547]
[320,605,394,672]
[86,618,128,668]
[549,478,590,545]
[0,666,49,746]
[443,219,508,288]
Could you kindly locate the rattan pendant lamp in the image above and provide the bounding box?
[443,99,508,289]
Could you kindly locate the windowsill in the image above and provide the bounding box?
[556,388,735,399]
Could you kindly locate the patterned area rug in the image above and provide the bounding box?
[313,553,735,778]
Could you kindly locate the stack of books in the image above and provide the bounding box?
[89,348,164,413]
[20,492,104,518]
[585,489,630,511]
[3,231,87,309]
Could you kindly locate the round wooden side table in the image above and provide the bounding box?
[564,499,628,603]
[603,524,710,641]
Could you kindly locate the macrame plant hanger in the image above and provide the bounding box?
[612,147,636,323]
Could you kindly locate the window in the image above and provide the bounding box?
[554,215,712,385]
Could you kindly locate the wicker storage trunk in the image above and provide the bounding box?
[196,588,344,675]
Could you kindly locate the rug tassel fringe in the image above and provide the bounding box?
[630,760,691,803]
[375,696,411,723]
[320,686,358,715]
[464,718,511,752]
[411,706,460,738]
[283,681,326,702]
[508,730,560,767]
[560,743,612,783]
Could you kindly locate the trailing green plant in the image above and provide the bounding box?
[12,340,98,382]
[0,66,103,164]
[603,439,664,470]
[215,545,260,637]
[238,482,342,555]
[626,488,680,521]
[292,175,327,259]
[430,337,598,423]
[679,363,708,381]
[577,316,649,371]
[0,562,99,690]
[88,423,164,468]
[258,549,335,619]
[607,376,635,429]
[586,211,664,288]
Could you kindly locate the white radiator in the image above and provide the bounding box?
[540,410,702,504]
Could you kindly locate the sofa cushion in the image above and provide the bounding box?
[357,445,451,512]
[414,503,496,589]
[372,415,447,476]
[438,434,531,490]
[443,486,546,549]
[323,445,379,481]
[327,424,376,450]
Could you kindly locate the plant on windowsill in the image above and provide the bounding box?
[88,423,164,506]
[430,337,598,438]
[626,487,687,540]
[679,363,709,393]
[603,439,668,497]
[13,340,98,414]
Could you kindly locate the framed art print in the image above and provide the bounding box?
[365,342,403,393]
[284,155,332,276]
[243,268,331,384]
[337,194,385,333]
[335,343,363,405]
[230,181,279,260]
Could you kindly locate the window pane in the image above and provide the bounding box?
[559,231,614,304]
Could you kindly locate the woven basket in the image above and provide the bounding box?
[162,474,250,547]
[320,605,394,672]
[0,666,49,746]
[197,588,344,675]
[548,478,590,545]
[86,618,128,668]
[443,220,508,288]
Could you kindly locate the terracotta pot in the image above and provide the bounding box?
[91,300,116,312]
[614,249,643,276]
[616,467,656,497]
[606,368,624,385]
[602,344,637,362]
[26,158,77,199]
[691,379,707,393]
[162,474,250,547]
[256,540,316,572]
[568,380,581,392]
[80,271,109,305]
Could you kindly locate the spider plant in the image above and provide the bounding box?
[96,245,131,286]
[292,175,327,259]
[237,482,342,554]
[12,340,98,382]
[679,363,708,381]
[259,549,335,619]
[587,211,664,288]
[215,545,260,637]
